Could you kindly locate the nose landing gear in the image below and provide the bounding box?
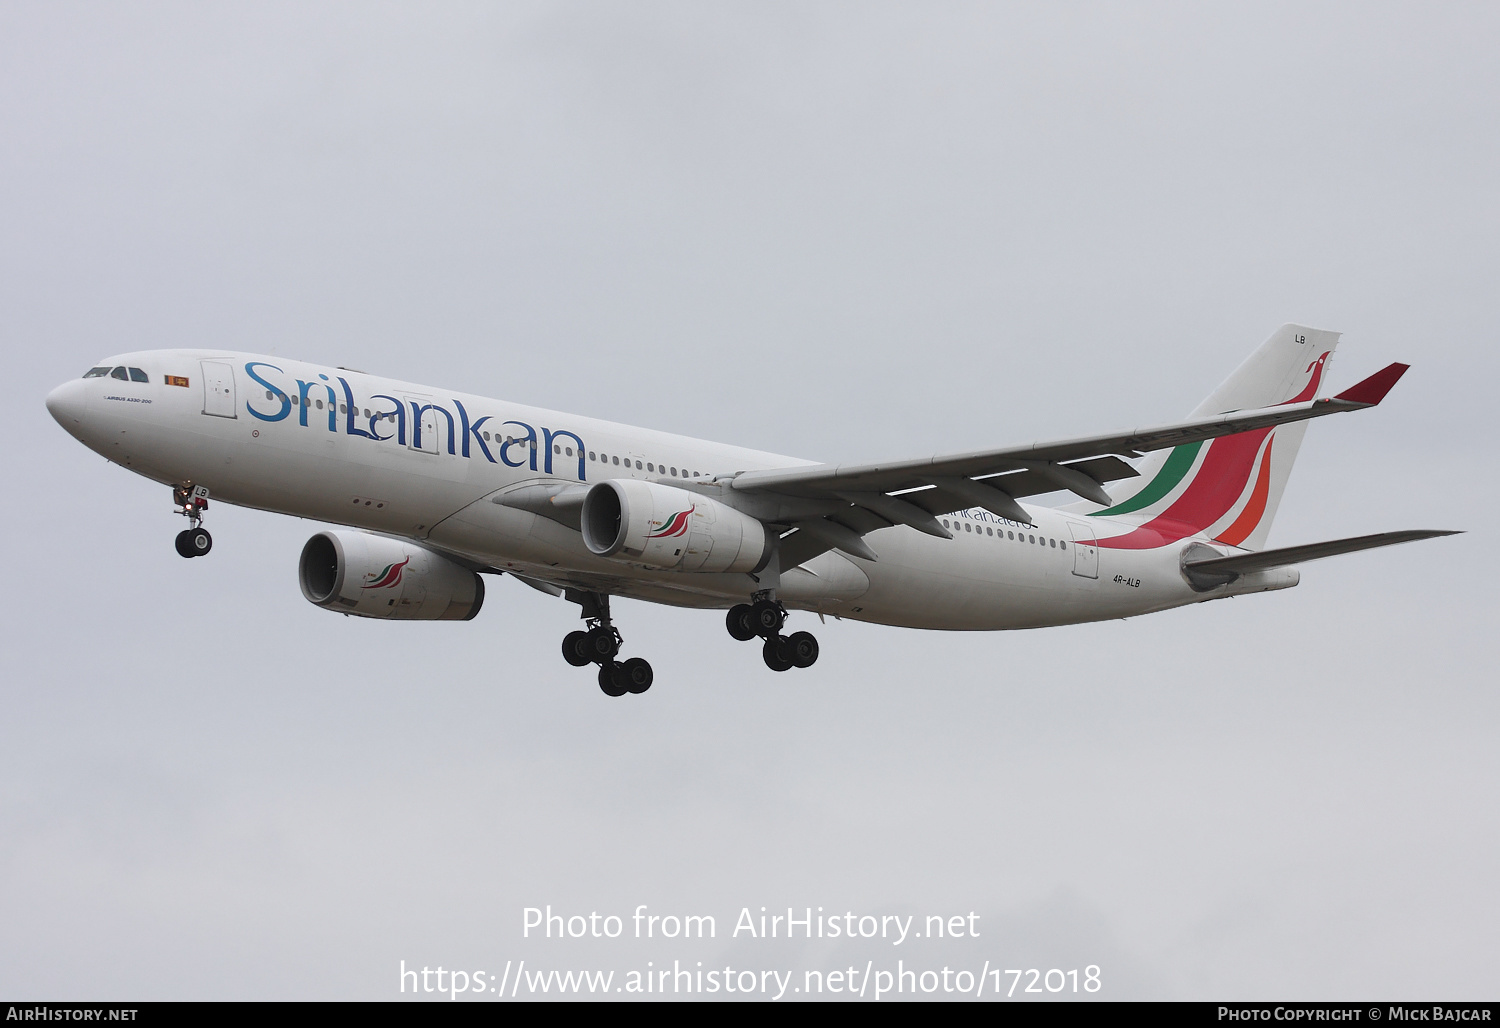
[561,591,653,697]
[727,594,820,672]
[173,485,213,558]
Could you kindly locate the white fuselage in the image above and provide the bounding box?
[46,351,1293,630]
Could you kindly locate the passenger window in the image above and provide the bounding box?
[315,399,323,409]
[589,452,596,461]
[671,467,678,476]
[614,456,620,465]
[554,444,561,455]
[1049,538,1055,547]
[83,367,111,379]
[964,523,972,532]
[1007,531,1014,540]
[635,461,642,470]
[566,447,573,457]
[986,527,993,536]
[110,367,128,380]
[1028,535,1035,543]
[1060,540,1066,550]
[128,367,148,382]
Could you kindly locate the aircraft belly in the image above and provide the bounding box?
[841,525,1192,630]
[427,493,872,611]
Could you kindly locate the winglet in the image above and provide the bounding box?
[1334,362,1409,406]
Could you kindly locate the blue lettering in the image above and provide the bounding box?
[295,380,315,427]
[243,362,291,422]
[499,421,538,470]
[338,378,374,439]
[411,402,456,454]
[370,394,405,444]
[454,400,495,463]
[318,376,337,432]
[543,428,587,480]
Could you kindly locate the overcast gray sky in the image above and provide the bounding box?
[2,1,1496,1001]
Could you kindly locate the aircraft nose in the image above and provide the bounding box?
[46,378,88,430]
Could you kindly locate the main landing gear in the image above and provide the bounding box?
[726,596,819,672]
[560,591,653,698]
[172,485,213,558]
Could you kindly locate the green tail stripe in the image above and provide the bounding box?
[1088,441,1203,517]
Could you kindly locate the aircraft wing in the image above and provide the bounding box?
[729,363,1409,567]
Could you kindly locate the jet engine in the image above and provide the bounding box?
[580,480,771,573]
[298,530,484,620]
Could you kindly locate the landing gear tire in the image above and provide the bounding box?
[585,626,619,664]
[598,663,628,697]
[620,657,654,694]
[562,631,593,667]
[750,600,785,638]
[786,631,819,669]
[726,604,758,642]
[176,528,211,558]
[762,635,795,672]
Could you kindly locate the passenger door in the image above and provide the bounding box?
[407,396,438,454]
[200,361,236,418]
[1068,521,1099,579]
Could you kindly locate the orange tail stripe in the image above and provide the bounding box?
[1214,436,1274,547]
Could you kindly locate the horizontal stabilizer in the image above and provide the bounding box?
[1184,530,1460,577]
[1334,363,1409,406]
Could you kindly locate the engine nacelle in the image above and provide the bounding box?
[580,480,771,573]
[298,530,485,620]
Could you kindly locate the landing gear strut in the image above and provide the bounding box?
[561,590,653,697]
[173,484,212,558]
[727,592,819,672]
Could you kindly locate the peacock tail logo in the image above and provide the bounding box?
[646,507,695,540]
[1087,351,1331,549]
[361,557,410,589]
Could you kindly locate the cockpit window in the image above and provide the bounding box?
[83,367,111,379]
[110,367,129,380]
[128,367,149,382]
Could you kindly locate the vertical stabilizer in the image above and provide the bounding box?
[1090,324,1341,551]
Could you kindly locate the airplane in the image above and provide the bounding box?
[45,324,1456,697]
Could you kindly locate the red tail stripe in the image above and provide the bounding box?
[1214,436,1274,547]
[1096,428,1272,549]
